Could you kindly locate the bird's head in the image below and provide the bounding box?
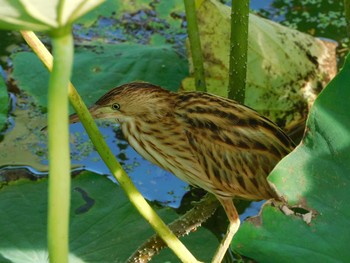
[69,82,174,124]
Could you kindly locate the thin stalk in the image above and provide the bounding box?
[228,0,250,103]
[128,194,220,262]
[21,31,199,263]
[344,0,350,42]
[184,0,207,92]
[46,30,73,263]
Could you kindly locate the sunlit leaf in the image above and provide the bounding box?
[0,0,105,31]
[183,0,337,127]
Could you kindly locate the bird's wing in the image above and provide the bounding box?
[174,92,293,200]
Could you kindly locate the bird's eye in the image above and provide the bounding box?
[111,103,120,110]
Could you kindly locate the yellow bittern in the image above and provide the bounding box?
[69,82,294,262]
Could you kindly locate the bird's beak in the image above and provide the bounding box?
[69,105,100,124]
[41,105,106,131]
[69,105,111,124]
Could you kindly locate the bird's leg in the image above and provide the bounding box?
[211,198,240,263]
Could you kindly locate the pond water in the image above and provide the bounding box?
[0,0,345,213]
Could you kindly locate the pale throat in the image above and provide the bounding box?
[115,115,133,124]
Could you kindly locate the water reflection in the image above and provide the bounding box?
[70,122,189,208]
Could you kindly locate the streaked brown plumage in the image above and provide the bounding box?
[70,82,294,262]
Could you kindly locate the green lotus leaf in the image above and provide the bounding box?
[11,43,188,110]
[232,54,350,262]
[0,171,218,262]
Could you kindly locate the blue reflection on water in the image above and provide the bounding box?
[69,122,188,208]
[250,0,272,10]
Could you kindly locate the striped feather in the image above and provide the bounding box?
[90,82,295,201]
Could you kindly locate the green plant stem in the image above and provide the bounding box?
[228,0,250,103]
[344,0,350,41]
[184,0,207,92]
[21,31,200,263]
[128,193,220,261]
[47,30,73,263]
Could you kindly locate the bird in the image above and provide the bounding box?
[69,82,295,262]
